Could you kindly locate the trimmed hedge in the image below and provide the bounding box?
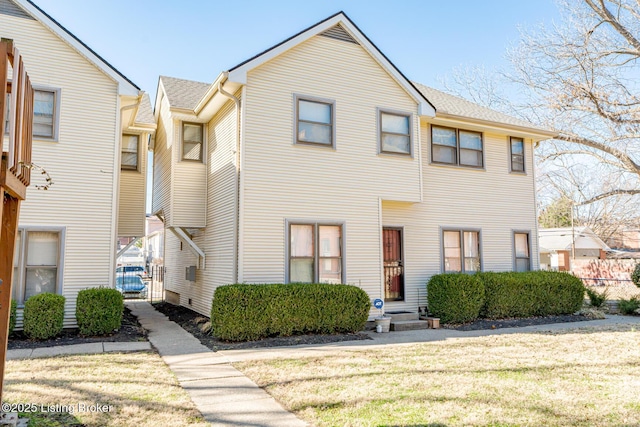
[210,283,370,341]
[76,288,124,336]
[428,271,586,323]
[9,300,16,336]
[632,263,640,288]
[23,293,65,340]
[427,274,485,324]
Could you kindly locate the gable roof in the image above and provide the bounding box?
[135,93,155,126]
[414,83,555,136]
[159,76,210,110]
[539,227,610,252]
[11,0,140,96]
[227,11,436,117]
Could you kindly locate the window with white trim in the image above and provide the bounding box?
[289,223,343,283]
[432,126,483,167]
[12,229,62,305]
[121,134,139,170]
[514,232,531,272]
[443,229,481,273]
[182,122,203,161]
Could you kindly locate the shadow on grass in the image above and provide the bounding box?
[18,410,85,427]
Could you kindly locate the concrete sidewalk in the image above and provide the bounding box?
[126,301,306,427]
[7,341,151,360]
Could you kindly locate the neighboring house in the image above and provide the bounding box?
[539,227,609,271]
[143,214,164,270]
[151,12,555,317]
[2,0,155,327]
[607,228,640,251]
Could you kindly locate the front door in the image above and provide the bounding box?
[383,227,404,301]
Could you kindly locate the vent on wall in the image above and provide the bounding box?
[319,25,358,44]
[0,0,35,20]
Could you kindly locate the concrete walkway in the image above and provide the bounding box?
[7,341,151,360]
[126,301,306,427]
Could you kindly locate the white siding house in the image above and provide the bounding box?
[2,0,155,327]
[151,12,555,318]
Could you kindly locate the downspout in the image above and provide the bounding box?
[217,76,241,283]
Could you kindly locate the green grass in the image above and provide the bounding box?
[4,352,209,427]
[235,324,640,427]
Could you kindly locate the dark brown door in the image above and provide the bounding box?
[383,227,404,301]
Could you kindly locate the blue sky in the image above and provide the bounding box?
[33,0,561,99]
[31,0,562,212]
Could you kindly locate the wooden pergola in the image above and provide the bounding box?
[0,38,33,401]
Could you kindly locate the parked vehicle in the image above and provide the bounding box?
[117,246,144,268]
[115,275,148,299]
[116,265,150,281]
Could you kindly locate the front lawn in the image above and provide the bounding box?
[235,324,640,426]
[4,352,209,427]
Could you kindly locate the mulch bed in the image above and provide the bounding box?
[8,306,148,350]
[153,302,371,351]
[444,313,593,331]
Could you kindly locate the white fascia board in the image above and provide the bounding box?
[17,0,140,96]
[227,13,435,117]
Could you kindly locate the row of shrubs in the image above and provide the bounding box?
[211,283,370,341]
[427,271,585,324]
[10,288,124,340]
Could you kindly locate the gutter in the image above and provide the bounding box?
[216,74,242,284]
[433,112,557,140]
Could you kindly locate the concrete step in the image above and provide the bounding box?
[387,311,419,322]
[390,319,430,331]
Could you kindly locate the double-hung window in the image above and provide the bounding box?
[33,89,59,139]
[432,126,483,168]
[510,137,525,172]
[379,110,412,155]
[12,229,63,305]
[121,134,139,170]
[443,229,481,273]
[289,223,343,283]
[182,122,203,161]
[514,232,531,272]
[295,96,335,146]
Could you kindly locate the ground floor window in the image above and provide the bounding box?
[443,229,481,273]
[289,223,343,283]
[12,228,63,305]
[514,231,531,272]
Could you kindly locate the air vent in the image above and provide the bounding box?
[0,0,34,20]
[319,25,358,44]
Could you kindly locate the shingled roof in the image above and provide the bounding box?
[135,93,155,125]
[160,75,210,110]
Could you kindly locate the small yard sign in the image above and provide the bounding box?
[373,298,384,309]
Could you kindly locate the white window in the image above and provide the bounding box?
[289,223,343,283]
[514,232,531,272]
[443,229,481,273]
[182,122,203,161]
[121,134,139,170]
[12,229,63,305]
[295,96,335,146]
[33,89,59,139]
[379,110,412,155]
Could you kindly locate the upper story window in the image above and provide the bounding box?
[182,122,203,161]
[121,134,139,170]
[295,96,335,147]
[443,229,481,273]
[432,126,483,168]
[379,110,412,155]
[33,89,59,139]
[510,137,525,172]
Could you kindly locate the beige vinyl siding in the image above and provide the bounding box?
[381,126,539,310]
[240,35,420,303]
[2,11,119,327]
[162,97,239,316]
[171,119,206,228]
[118,136,147,236]
[151,94,173,222]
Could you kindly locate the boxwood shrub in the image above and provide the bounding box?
[210,283,370,341]
[23,293,65,340]
[478,271,585,318]
[76,287,124,336]
[427,274,485,324]
[9,299,16,336]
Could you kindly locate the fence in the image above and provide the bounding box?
[573,258,639,300]
[115,264,164,303]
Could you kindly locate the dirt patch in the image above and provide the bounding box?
[444,313,593,331]
[8,306,148,350]
[153,302,371,351]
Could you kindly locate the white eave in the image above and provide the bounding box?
[226,12,436,117]
[428,113,558,141]
[17,0,140,97]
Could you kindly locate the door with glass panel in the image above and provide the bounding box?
[383,227,404,301]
